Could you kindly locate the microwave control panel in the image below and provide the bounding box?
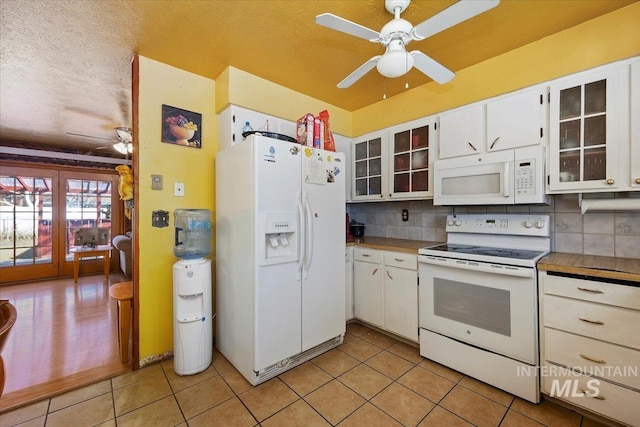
[515,159,536,196]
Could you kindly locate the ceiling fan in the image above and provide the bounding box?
[66,127,132,155]
[315,0,500,88]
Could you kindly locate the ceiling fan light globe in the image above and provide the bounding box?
[377,50,414,78]
[113,142,128,155]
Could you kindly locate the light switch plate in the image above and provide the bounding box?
[151,174,163,190]
[174,182,185,197]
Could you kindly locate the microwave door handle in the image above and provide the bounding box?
[503,162,510,197]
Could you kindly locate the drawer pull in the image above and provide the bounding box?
[579,354,607,364]
[394,258,405,262]
[579,389,605,400]
[578,317,604,325]
[577,286,603,294]
[362,254,371,257]
[386,270,393,280]
[372,268,379,276]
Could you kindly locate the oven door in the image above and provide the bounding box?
[418,255,538,364]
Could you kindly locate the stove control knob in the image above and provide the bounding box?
[524,221,533,229]
[447,219,454,226]
[535,220,545,229]
[454,219,462,226]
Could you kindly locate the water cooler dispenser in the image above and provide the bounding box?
[173,209,212,375]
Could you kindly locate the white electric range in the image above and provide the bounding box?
[418,214,551,403]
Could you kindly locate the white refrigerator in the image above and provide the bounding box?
[216,134,346,385]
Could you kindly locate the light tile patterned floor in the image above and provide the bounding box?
[0,323,615,427]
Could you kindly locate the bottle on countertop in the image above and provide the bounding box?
[242,121,253,140]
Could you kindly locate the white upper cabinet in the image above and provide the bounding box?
[439,86,546,161]
[439,103,485,159]
[386,116,437,199]
[631,60,640,189]
[218,105,295,151]
[334,134,352,203]
[548,61,630,192]
[486,85,547,152]
[352,131,387,201]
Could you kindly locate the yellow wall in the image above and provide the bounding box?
[215,67,352,137]
[352,2,640,136]
[137,56,216,361]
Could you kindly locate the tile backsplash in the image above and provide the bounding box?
[347,194,640,259]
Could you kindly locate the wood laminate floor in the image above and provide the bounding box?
[0,273,131,412]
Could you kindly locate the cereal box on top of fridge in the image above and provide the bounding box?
[296,113,314,146]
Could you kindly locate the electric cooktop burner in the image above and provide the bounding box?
[424,243,546,261]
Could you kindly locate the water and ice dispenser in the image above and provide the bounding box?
[260,212,298,266]
[173,209,212,375]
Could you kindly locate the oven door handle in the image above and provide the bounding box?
[419,256,534,278]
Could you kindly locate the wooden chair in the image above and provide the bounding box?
[109,281,133,363]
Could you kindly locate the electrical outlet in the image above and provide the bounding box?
[402,209,409,222]
[174,182,185,197]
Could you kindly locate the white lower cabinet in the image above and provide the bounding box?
[353,248,384,327]
[384,260,418,341]
[345,247,354,321]
[353,247,418,342]
[539,271,640,427]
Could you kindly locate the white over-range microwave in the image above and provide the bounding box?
[434,145,549,205]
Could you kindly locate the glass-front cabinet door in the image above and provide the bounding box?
[631,60,640,189]
[388,116,436,199]
[352,132,386,200]
[548,64,628,192]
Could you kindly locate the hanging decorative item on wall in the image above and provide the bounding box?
[115,164,134,220]
[161,104,202,148]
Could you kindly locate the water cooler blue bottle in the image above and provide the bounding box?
[173,209,212,375]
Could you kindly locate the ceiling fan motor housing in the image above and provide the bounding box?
[380,18,413,46]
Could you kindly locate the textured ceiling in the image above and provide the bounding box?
[0,0,636,154]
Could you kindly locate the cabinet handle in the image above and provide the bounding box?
[386,270,393,280]
[577,286,603,294]
[606,179,615,185]
[468,142,478,151]
[578,317,604,325]
[372,268,379,276]
[636,178,640,184]
[579,389,605,400]
[362,254,371,257]
[394,258,405,262]
[490,137,500,149]
[579,353,607,364]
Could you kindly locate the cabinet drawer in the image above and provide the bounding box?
[544,328,640,390]
[383,251,417,270]
[543,295,640,349]
[542,273,640,310]
[541,367,640,427]
[354,247,382,263]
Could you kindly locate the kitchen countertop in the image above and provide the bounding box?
[347,236,441,254]
[538,253,640,283]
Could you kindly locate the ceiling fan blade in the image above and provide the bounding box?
[337,56,382,88]
[412,0,500,40]
[410,51,455,84]
[65,132,114,141]
[315,13,381,42]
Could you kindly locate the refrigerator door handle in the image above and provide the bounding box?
[303,195,313,277]
[296,193,305,279]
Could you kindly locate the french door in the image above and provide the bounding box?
[0,165,122,284]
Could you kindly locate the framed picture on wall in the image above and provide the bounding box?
[161,104,202,148]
